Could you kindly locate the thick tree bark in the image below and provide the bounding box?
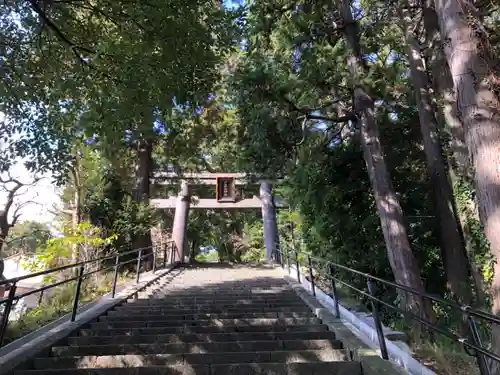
[133,139,154,270]
[335,0,432,320]
[423,4,470,175]
[423,4,486,306]
[399,4,472,308]
[433,0,500,371]
[0,178,24,297]
[69,161,82,263]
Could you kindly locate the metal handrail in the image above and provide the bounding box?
[275,246,497,375]
[0,240,177,347]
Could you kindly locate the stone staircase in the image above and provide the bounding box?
[15,264,363,374]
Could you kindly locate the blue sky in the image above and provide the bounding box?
[223,0,243,9]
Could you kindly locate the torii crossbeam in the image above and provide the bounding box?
[151,172,287,209]
[151,172,286,263]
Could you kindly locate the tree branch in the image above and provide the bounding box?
[27,0,93,64]
[306,113,356,122]
[27,0,124,84]
[273,92,353,123]
[10,197,41,228]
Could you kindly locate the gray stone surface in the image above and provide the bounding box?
[13,264,364,375]
[0,265,181,375]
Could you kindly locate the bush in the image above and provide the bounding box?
[3,271,132,345]
[195,251,219,263]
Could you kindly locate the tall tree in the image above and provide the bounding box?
[433,0,500,370]
[333,0,431,318]
[397,2,473,307]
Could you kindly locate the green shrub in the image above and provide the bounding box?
[3,271,132,345]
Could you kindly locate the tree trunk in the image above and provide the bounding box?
[423,3,470,176]
[399,3,473,308]
[335,0,432,320]
[422,4,487,306]
[69,161,82,264]
[433,0,500,371]
[133,139,154,270]
[190,240,198,263]
[0,215,7,294]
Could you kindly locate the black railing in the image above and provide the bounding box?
[275,246,498,375]
[0,240,177,347]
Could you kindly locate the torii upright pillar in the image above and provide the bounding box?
[260,182,281,263]
[171,181,190,263]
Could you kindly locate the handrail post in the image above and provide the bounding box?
[466,308,491,375]
[285,245,290,274]
[136,249,142,284]
[111,254,120,298]
[367,278,389,360]
[294,248,300,283]
[0,283,17,347]
[152,246,157,274]
[329,264,340,318]
[163,242,167,268]
[170,242,175,264]
[307,255,316,297]
[37,289,44,306]
[71,265,85,322]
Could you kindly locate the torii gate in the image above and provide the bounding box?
[151,172,287,262]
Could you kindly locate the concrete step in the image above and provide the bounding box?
[128,294,302,304]
[90,317,322,329]
[67,330,337,346]
[114,303,309,312]
[51,339,343,356]
[129,293,302,304]
[160,287,293,293]
[101,311,314,321]
[34,348,350,369]
[14,266,364,375]
[109,306,312,315]
[145,289,297,294]
[119,299,307,307]
[18,361,362,374]
[78,324,329,336]
[149,287,295,298]
[153,285,292,291]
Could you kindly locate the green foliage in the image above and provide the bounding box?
[25,222,117,278]
[1,0,498,372]
[453,178,493,299]
[241,221,266,263]
[3,271,132,345]
[195,251,219,263]
[3,221,52,256]
[0,0,242,178]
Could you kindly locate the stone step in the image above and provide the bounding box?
[67,330,337,346]
[18,361,362,375]
[133,296,304,306]
[52,339,343,357]
[150,286,296,298]
[152,286,293,294]
[160,287,292,293]
[78,324,329,337]
[101,311,314,321]
[125,297,305,306]
[35,348,350,369]
[12,266,366,375]
[90,317,322,329]
[149,290,295,297]
[149,289,298,294]
[115,302,308,312]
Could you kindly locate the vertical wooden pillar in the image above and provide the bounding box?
[260,182,281,263]
[171,181,190,263]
